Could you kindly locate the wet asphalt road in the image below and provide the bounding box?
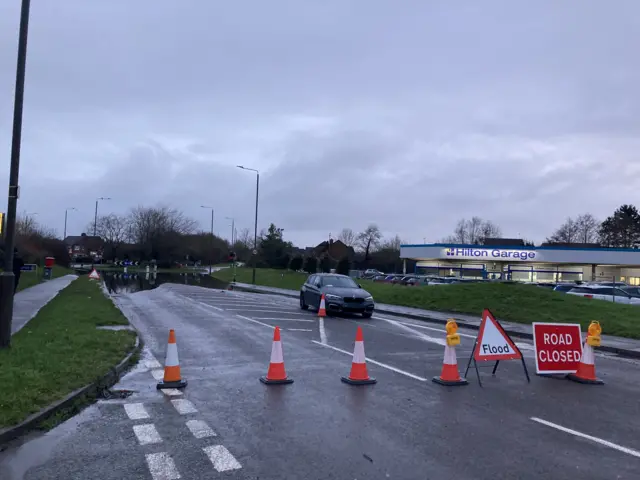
[2,283,640,479]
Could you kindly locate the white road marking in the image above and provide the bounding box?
[145,452,181,480]
[143,358,163,369]
[186,419,217,438]
[161,388,183,397]
[124,403,150,420]
[311,340,428,382]
[133,424,162,445]
[235,314,275,329]
[203,445,243,472]
[376,317,446,346]
[288,328,313,332]
[151,369,165,381]
[171,399,198,415]
[226,308,305,314]
[203,304,224,311]
[319,317,327,344]
[252,317,315,322]
[530,417,640,459]
[387,318,476,339]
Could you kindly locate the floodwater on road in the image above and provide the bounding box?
[92,271,229,295]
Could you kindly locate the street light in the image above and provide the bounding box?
[225,216,235,245]
[201,206,214,274]
[0,0,32,348]
[225,216,236,282]
[63,207,76,240]
[237,165,259,285]
[92,197,110,268]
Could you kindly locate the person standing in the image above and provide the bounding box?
[13,248,24,292]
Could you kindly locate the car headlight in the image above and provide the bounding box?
[325,294,341,300]
[365,296,373,301]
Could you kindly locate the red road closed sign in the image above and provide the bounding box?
[532,323,583,374]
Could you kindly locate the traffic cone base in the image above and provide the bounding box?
[260,376,294,385]
[157,379,188,389]
[341,375,376,385]
[432,376,468,386]
[566,373,604,385]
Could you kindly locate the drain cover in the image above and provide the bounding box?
[99,388,135,399]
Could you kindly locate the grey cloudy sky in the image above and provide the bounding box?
[1,1,639,247]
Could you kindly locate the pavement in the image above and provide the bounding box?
[11,275,78,334]
[231,282,640,358]
[1,282,640,479]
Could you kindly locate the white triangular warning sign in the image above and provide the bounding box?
[88,269,100,280]
[473,309,521,361]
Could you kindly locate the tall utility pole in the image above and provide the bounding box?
[0,0,32,349]
[92,197,110,268]
[63,207,76,240]
[201,206,214,274]
[237,166,259,285]
[226,216,236,282]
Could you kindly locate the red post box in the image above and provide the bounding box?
[44,257,55,268]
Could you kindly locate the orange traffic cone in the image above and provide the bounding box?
[260,327,294,385]
[88,269,100,280]
[341,326,377,385]
[318,294,327,317]
[157,329,188,389]
[432,344,468,386]
[567,342,604,385]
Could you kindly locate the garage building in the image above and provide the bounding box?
[400,239,640,285]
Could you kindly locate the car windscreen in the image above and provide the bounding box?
[321,276,358,288]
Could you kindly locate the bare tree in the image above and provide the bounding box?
[16,214,56,239]
[128,205,197,259]
[337,228,356,247]
[444,218,502,244]
[575,213,599,243]
[236,228,253,248]
[356,224,383,262]
[546,217,579,243]
[381,234,403,251]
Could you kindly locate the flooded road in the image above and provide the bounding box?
[98,271,229,295]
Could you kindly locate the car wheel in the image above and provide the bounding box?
[300,294,309,310]
[362,312,372,319]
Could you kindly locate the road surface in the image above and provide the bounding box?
[1,283,639,479]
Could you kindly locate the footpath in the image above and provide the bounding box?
[11,275,78,334]
[231,282,640,359]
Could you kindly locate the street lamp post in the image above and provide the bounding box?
[201,206,214,274]
[63,207,76,240]
[237,166,259,285]
[225,216,236,282]
[92,197,110,268]
[0,0,33,349]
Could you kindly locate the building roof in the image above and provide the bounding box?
[64,233,104,250]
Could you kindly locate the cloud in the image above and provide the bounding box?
[0,0,639,248]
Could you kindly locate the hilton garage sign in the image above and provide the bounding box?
[443,247,537,261]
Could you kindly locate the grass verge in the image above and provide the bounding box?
[16,265,73,292]
[213,267,640,339]
[0,276,136,428]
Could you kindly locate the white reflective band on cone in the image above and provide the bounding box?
[352,341,366,364]
[165,343,180,367]
[443,345,457,366]
[582,343,595,365]
[270,341,284,363]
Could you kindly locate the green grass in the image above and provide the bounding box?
[213,267,640,339]
[0,277,136,428]
[16,265,73,292]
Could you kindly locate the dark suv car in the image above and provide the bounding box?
[300,273,375,318]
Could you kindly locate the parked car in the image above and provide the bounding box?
[566,285,640,305]
[553,284,580,293]
[300,273,375,318]
[363,269,384,278]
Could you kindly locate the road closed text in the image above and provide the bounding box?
[532,323,583,374]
